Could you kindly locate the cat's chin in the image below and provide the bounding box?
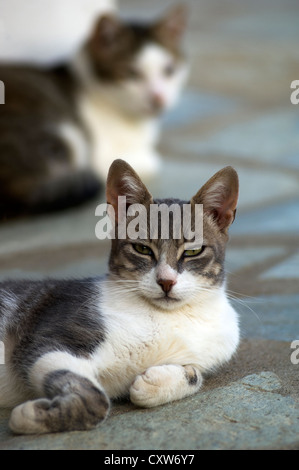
[119,102,167,120]
[144,295,186,311]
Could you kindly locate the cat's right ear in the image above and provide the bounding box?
[153,4,187,45]
[191,167,239,233]
[90,15,121,48]
[106,159,153,222]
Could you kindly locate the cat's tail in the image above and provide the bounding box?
[0,169,103,220]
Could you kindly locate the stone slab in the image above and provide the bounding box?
[260,251,299,279]
[231,199,299,236]
[0,371,298,450]
[179,110,299,166]
[234,294,299,342]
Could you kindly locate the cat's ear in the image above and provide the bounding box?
[153,4,187,44]
[91,15,121,48]
[106,159,153,222]
[191,167,239,233]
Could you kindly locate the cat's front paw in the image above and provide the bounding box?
[9,390,110,434]
[130,365,181,408]
[9,399,52,434]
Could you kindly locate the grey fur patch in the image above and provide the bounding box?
[0,278,106,381]
[0,64,101,218]
[185,366,198,386]
[10,370,109,433]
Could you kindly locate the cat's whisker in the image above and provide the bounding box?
[225,294,261,321]
[225,288,261,301]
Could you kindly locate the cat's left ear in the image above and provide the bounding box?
[90,15,122,49]
[106,159,153,222]
[153,4,187,44]
[191,167,239,233]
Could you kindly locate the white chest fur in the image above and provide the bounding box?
[77,90,162,180]
[91,283,239,399]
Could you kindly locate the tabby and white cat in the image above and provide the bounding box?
[0,159,239,434]
[0,5,187,218]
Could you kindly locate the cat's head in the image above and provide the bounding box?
[80,5,188,117]
[106,159,239,311]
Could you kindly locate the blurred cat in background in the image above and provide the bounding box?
[0,5,187,219]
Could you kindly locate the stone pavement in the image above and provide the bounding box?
[0,0,298,450]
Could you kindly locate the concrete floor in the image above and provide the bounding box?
[0,0,299,450]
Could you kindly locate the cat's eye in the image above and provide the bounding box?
[127,67,143,81]
[133,244,153,256]
[183,247,205,258]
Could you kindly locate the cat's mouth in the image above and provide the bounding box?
[140,291,182,309]
[161,295,180,301]
[153,294,182,304]
[147,294,186,311]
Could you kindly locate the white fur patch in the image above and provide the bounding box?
[57,121,89,169]
[77,88,162,178]
[156,260,178,283]
[88,278,239,400]
[29,351,96,396]
[132,42,188,111]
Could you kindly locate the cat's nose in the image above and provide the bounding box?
[157,278,177,294]
[150,93,165,111]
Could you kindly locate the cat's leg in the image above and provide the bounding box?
[9,352,109,434]
[0,365,33,408]
[130,364,203,408]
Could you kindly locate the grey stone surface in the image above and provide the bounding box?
[235,294,299,342]
[260,251,299,280]
[162,90,240,128]
[231,199,299,236]
[183,110,299,164]
[0,371,298,450]
[225,246,287,274]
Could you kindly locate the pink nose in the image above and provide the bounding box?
[157,278,176,294]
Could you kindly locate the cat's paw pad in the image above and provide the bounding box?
[9,399,51,434]
[130,365,177,408]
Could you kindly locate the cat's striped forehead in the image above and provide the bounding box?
[109,205,226,288]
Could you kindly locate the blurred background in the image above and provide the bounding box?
[0,0,298,340]
[0,0,117,63]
